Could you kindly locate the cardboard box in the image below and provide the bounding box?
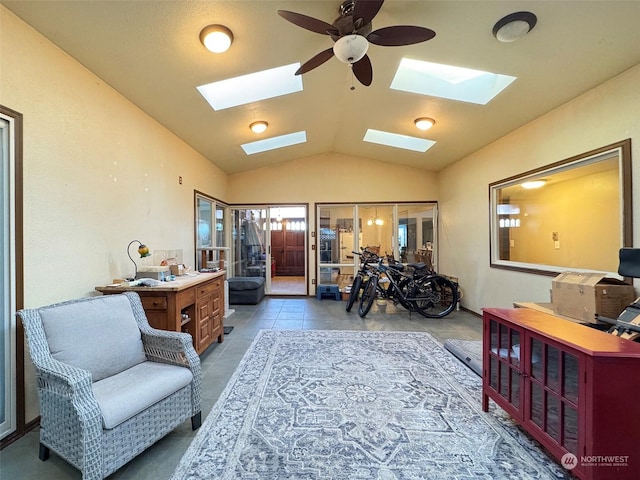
[551,272,636,323]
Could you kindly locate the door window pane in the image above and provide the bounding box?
[531,382,543,427]
[563,352,579,403]
[195,193,227,271]
[531,338,543,380]
[546,345,561,393]
[563,404,579,455]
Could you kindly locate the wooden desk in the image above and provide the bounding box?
[96,271,225,354]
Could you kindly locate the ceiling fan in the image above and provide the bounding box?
[278,0,436,87]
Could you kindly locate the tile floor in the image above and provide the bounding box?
[0,297,483,480]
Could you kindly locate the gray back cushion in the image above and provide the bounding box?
[40,295,147,382]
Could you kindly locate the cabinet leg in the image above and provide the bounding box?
[482,393,489,412]
[218,333,224,343]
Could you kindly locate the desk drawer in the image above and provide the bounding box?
[141,296,168,310]
[197,278,222,298]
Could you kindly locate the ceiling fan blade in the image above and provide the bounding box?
[278,10,337,35]
[368,25,436,46]
[352,0,384,26]
[352,54,373,86]
[295,48,335,75]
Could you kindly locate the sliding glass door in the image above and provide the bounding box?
[1,108,19,441]
[230,205,307,295]
[317,202,438,287]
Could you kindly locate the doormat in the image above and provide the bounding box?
[223,326,234,335]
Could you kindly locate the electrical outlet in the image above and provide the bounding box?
[179,176,182,185]
[554,240,560,249]
[311,278,316,284]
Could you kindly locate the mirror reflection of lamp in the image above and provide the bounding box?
[127,240,151,280]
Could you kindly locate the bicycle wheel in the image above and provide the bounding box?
[395,277,416,311]
[411,275,458,318]
[358,276,378,318]
[345,275,363,312]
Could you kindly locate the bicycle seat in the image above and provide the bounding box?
[408,262,427,271]
[387,263,405,272]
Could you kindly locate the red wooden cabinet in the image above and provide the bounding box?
[482,308,640,480]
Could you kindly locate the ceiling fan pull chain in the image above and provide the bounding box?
[350,64,356,91]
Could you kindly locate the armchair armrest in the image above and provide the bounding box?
[123,292,202,413]
[140,328,201,371]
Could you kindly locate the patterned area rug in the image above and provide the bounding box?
[172,330,570,480]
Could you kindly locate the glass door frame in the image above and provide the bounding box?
[315,202,438,283]
[194,190,228,271]
[230,204,308,295]
[1,105,23,445]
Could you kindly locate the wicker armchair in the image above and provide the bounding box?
[17,291,202,480]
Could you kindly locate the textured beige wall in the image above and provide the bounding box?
[438,63,640,314]
[1,7,228,307]
[1,7,228,422]
[226,152,438,204]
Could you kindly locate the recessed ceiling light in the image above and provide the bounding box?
[363,129,436,153]
[250,121,268,134]
[199,25,233,53]
[241,131,307,155]
[197,63,303,111]
[391,58,516,105]
[414,118,435,130]
[493,12,537,43]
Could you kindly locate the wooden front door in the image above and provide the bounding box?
[271,229,305,276]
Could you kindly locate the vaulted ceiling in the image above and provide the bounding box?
[4,0,640,174]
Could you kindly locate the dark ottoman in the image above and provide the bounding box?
[228,277,265,305]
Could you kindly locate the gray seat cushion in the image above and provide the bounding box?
[40,295,147,382]
[92,361,193,429]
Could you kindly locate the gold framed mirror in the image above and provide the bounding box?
[489,139,632,277]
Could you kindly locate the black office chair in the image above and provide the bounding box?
[597,248,640,341]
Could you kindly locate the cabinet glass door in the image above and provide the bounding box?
[488,319,522,411]
[528,337,580,456]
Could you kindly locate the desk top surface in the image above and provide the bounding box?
[96,270,225,293]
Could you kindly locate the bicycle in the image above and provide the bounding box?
[358,257,458,319]
[345,248,380,312]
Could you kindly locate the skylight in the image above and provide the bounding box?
[197,63,303,111]
[390,58,516,105]
[363,129,436,153]
[241,131,307,155]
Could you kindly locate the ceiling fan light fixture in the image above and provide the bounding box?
[414,117,435,130]
[492,12,537,42]
[250,121,268,134]
[200,24,234,53]
[333,34,369,64]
